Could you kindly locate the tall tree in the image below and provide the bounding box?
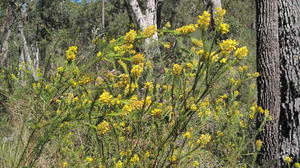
[256,0,300,167]
[256,0,281,167]
[278,0,300,166]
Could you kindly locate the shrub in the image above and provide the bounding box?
[0,8,269,168]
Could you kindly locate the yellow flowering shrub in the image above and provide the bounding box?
[2,8,269,168]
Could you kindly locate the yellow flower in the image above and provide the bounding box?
[215,7,226,24]
[190,104,197,111]
[191,38,203,47]
[255,139,263,151]
[124,29,137,43]
[85,157,94,163]
[238,65,249,72]
[196,49,205,55]
[219,23,230,34]
[99,91,113,104]
[164,22,171,28]
[220,58,228,63]
[130,154,140,163]
[151,108,162,117]
[192,161,200,167]
[197,11,211,30]
[145,151,151,158]
[66,50,76,61]
[144,82,153,90]
[62,162,69,168]
[132,53,144,64]
[57,66,64,72]
[183,131,192,139]
[131,64,143,78]
[172,64,183,75]
[163,42,171,49]
[283,156,292,164]
[219,39,238,55]
[115,160,123,168]
[97,120,110,134]
[66,46,78,61]
[294,163,300,168]
[68,46,78,53]
[234,46,249,59]
[145,96,152,106]
[185,62,193,69]
[175,24,197,34]
[142,25,156,38]
[97,51,103,59]
[169,155,177,162]
[197,133,212,147]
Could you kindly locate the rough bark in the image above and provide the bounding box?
[278,0,300,166]
[256,0,281,167]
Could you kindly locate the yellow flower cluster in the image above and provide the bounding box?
[131,64,143,78]
[132,53,144,64]
[99,90,113,104]
[114,44,134,55]
[191,38,203,47]
[219,39,238,55]
[197,11,211,30]
[79,76,92,85]
[125,29,137,43]
[97,120,110,134]
[151,108,162,117]
[172,64,183,75]
[66,46,78,61]
[115,160,123,168]
[142,25,156,38]
[57,66,64,72]
[130,154,140,163]
[255,139,263,151]
[238,65,249,72]
[144,82,153,90]
[219,23,230,34]
[215,7,226,24]
[175,24,197,34]
[234,46,249,59]
[197,133,212,147]
[85,157,94,163]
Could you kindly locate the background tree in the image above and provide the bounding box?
[278,0,300,166]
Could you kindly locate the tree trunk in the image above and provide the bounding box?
[127,0,160,59]
[0,1,15,69]
[207,0,222,30]
[278,0,300,166]
[256,0,281,167]
[0,29,11,68]
[19,3,39,81]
